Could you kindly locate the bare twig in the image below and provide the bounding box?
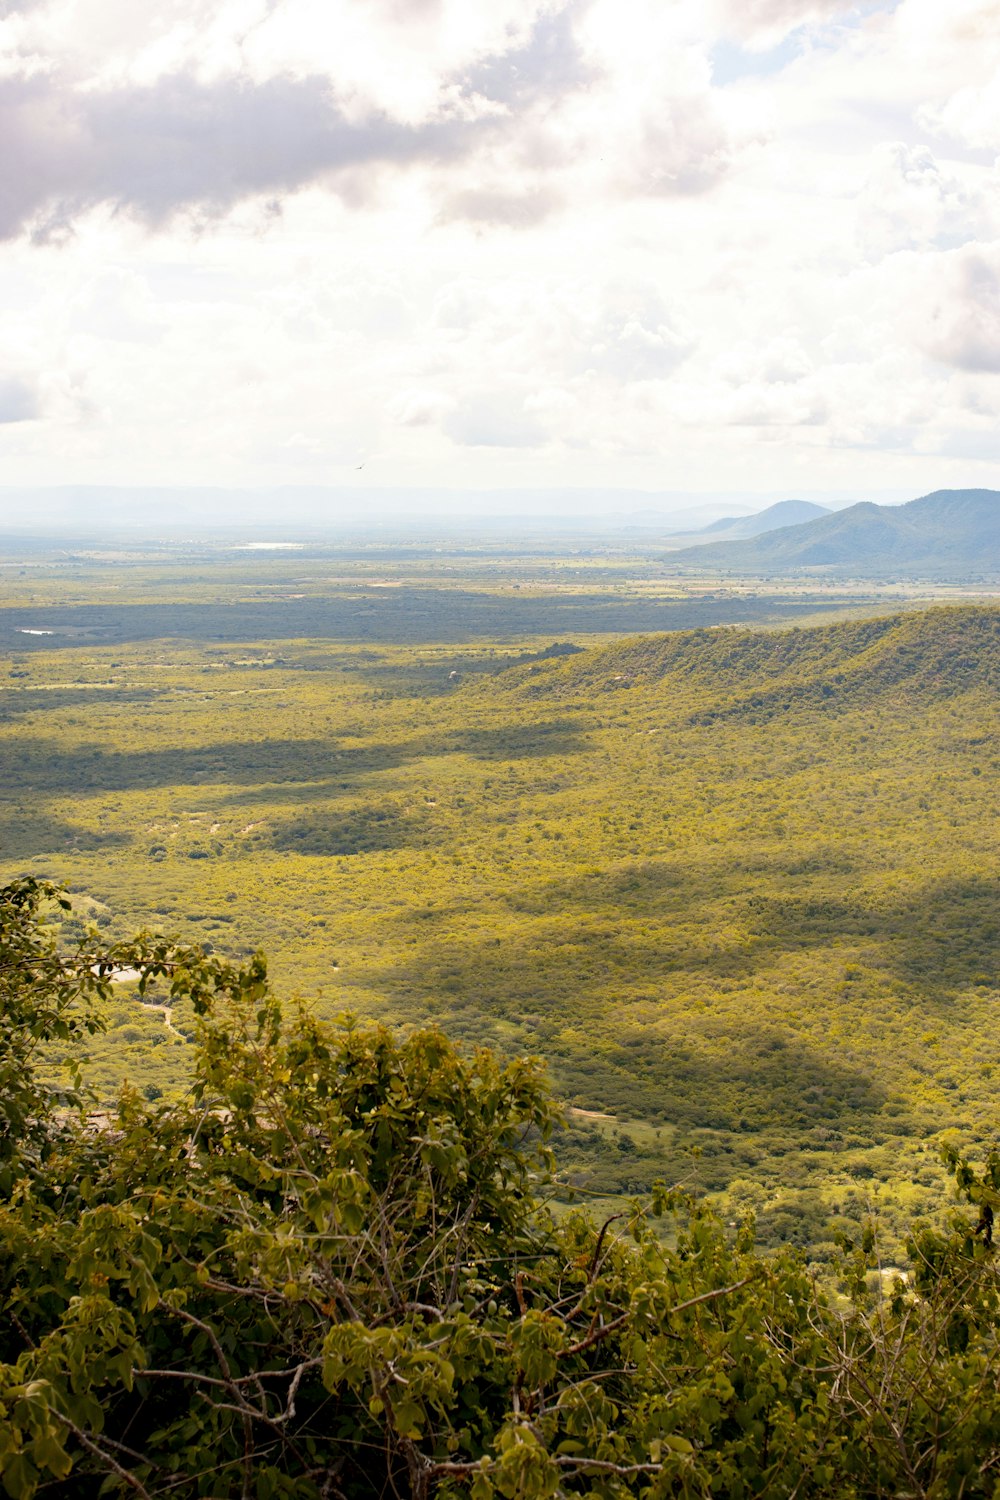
[55,1413,154,1500]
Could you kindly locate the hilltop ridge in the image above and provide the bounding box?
[500,605,1000,717]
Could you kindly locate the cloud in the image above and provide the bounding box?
[0,4,602,241]
[921,75,1000,152]
[584,284,693,378]
[715,0,859,50]
[724,386,829,425]
[718,336,815,387]
[459,3,598,109]
[913,246,1000,374]
[4,0,1000,498]
[0,374,39,421]
[856,143,987,258]
[632,94,738,197]
[425,275,693,397]
[378,0,442,19]
[388,387,455,426]
[438,185,556,227]
[0,69,495,240]
[444,393,546,447]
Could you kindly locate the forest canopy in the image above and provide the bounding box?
[2,877,1000,1499]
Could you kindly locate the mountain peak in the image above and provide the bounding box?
[672,488,1000,576]
[702,499,831,538]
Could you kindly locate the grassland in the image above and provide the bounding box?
[1,536,997,1264]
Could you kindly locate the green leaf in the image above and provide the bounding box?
[2,1451,40,1500]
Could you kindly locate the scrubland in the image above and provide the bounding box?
[1,541,996,1264]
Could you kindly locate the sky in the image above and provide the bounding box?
[0,0,998,518]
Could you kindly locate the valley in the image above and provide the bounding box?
[1,536,997,1265]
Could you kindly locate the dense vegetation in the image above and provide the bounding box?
[0,540,997,1259]
[3,876,1000,1499]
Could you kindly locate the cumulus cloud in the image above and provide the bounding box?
[0,0,755,245]
[438,185,556,228]
[723,385,828,425]
[3,0,1000,495]
[388,387,455,426]
[921,75,1000,152]
[378,0,443,20]
[857,143,987,258]
[632,95,737,197]
[0,70,493,240]
[426,275,692,395]
[718,337,815,387]
[584,284,693,379]
[444,392,546,447]
[915,246,1000,373]
[0,3,602,240]
[459,3,597,110]
[714,0,859,50]
[890,0,1000,143]
[0,373,39,421]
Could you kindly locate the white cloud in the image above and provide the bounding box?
[0,0,999,498]
[911,244,1000,374]
[714,0,862,51]
[921,76,1000,152]
[387,387,455,426]
[444,391,546,447]
[438,184,556,228]
[0,68,503,241]
[856,143,990,258]
[631,94,739,197]
[0,372,38,420]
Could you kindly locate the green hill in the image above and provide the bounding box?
[7,599,999,1262]
[501,605,1000,711]
[672,488,1000,576]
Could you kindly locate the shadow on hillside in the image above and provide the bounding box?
[270,803,441,858]
[547,1024,886,1134]
[0,686,161,720]
[362,859,996,1071]
[499,856,743,917]
[507,858,1000,995]
[446,718,590,760]
[355,953,887,1132]
[0,717,593,800]
[350,655,524,695]
[0,592,869,651]
[0,813,130,861]
[743,875,1000,992]
[0,735,421,794]
[890,877,1000,989]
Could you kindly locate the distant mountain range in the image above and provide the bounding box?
[0,487,841,536]
[671,489,1000,576]
[698,499,831,538]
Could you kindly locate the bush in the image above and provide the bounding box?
[2,879,1000,1497]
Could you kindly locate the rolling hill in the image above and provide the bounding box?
[503,604,1000,710]
[671,488,1000,576]
[6,583,998,1261]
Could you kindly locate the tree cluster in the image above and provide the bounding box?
[2,878,1000,1498]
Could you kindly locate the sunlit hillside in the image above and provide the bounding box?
[3,597,995,1260]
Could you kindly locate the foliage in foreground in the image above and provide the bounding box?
[2,879,1000,1499]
